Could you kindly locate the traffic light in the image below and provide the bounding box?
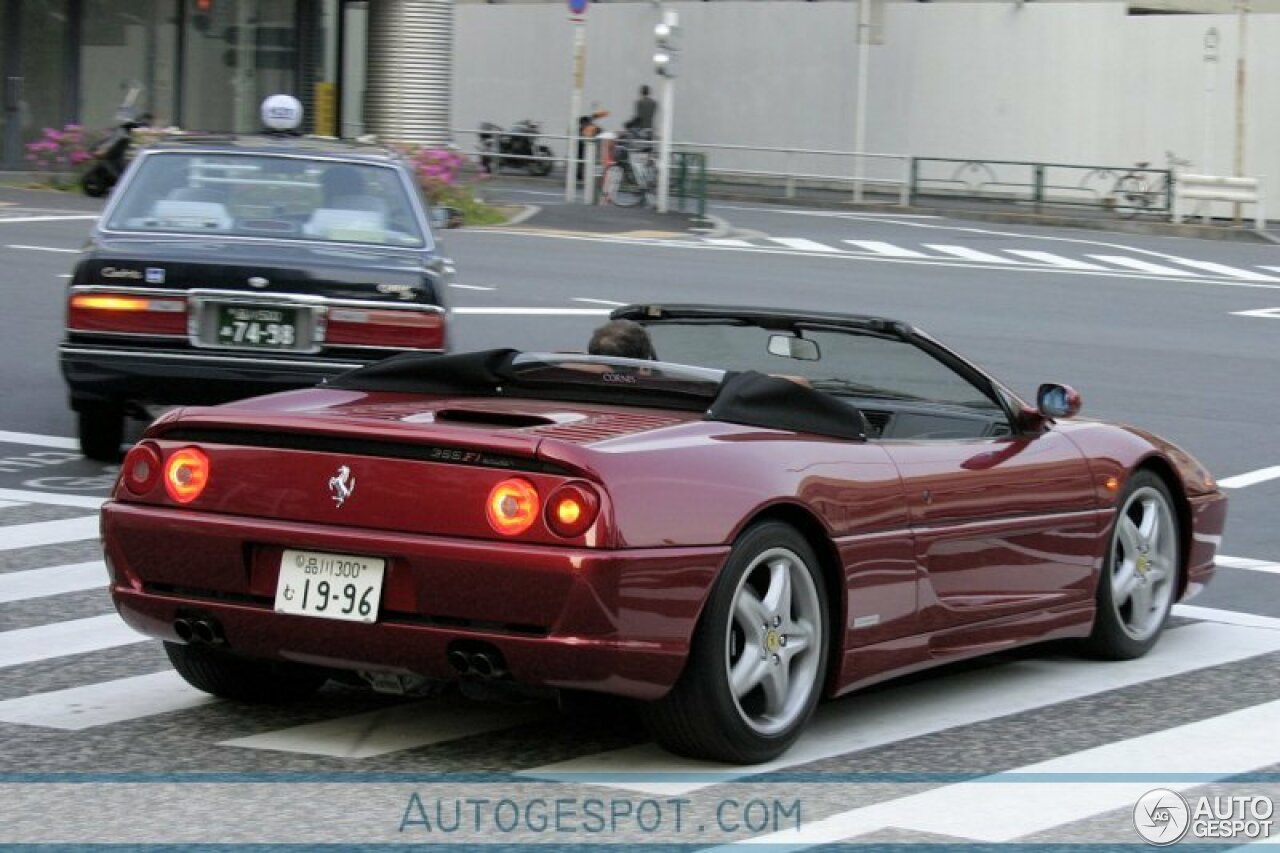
[653,13,679,78]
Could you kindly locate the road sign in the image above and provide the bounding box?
[568,0,587,16]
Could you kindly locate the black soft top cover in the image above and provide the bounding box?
[327,349,866,441]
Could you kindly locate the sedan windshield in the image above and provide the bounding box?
[105,151,426,247]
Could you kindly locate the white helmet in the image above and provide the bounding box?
[260,94,304,132]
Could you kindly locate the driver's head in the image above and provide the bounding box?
[588,319,655,360]
[320,165,364,203]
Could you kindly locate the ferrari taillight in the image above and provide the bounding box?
[325,307,444,350]
[121,442,162,496]
[68,291,187,335]
[545,483,601,538]
[486,478,539,536]
[164,447,210,504]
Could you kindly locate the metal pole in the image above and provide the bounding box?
[852,0,871,203]
[565,17,586,203]
[1203,28,1219,175]
[1232,1,1248,224]
[656,75,675,212]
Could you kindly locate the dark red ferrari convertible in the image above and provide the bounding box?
[101,305,1226,764]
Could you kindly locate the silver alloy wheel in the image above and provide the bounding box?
[1110,485,1178,641]
[724,546,823,736]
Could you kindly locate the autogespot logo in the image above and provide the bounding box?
[1134,789,1191,846]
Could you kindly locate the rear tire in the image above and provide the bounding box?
[528,147,553,176]
[165,642,329,703]
[81,165,110,198]
[604,165,646,208]
[77,403,125,462]
[643,521,829,764]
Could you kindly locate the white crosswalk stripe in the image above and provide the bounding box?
[769,237,842,252]
[1003,250,1109,270]
[924,244,1020,264]
[0,516,100,551]
[1166,258,1279,281]
[0,560,105,603]
[1085,255,1197,275]
[0,671,214,730]
[701,238,757,248]
[842,239,930,258]
[0,614,148,668]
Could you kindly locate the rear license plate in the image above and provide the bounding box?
[214,304,300,349]
[274,549,385,623]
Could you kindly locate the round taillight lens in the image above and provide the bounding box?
[164,447,210,504]
[486,478,540,536]
[121,442,162,496]
[545,483,601,538]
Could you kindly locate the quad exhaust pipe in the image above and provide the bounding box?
[447,646,508,679]
[173,616,226,647]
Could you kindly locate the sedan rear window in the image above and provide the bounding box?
[105,151,426,247]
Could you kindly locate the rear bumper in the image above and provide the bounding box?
[103,501,727,700]
[60,343,371,409]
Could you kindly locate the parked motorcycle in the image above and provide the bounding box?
[81,86,151,198]
[478,119,554,177]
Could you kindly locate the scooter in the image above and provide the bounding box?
[81,85,151,198]
[478,119,554,176]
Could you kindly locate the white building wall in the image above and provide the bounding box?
[453,3,1278,208]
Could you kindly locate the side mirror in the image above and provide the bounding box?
[767,334,820,361]
[1036,383,1082,419]
[430,206,462,230]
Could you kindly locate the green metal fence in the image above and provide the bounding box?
[668,151,707,217]
[910,157,1174,216]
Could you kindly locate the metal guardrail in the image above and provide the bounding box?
[911,157,1174,216]
[1174,173,1266,230]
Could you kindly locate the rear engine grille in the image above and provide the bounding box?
[529,412,682,443]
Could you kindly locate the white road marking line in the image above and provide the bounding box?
[1086,255,1196,275]
[0,215,98,224]
[1003,250,1108,270]
[842,240,929,258]
[1217,555,1280,575]
[0,489,105,510]
[701,238,756,248]
[475,230,1280,292]
[1217,466,1280,489]
[58,273,72,278]
[1173,605,1280,630]
[0,516,101,551]
[769,237,842,253]
[0,614,146,669]
[924,244,1019,264]
[220,699,549,758]
[1168,258,1279,281]
[572,297,627,307]
[524,620,1280,795]
[714,698,1280,849]
[448,283,495,291]
[451,307,612,316]
[0,560,105,604]
[0,430,79,450]
[1232,307,1280,319]
[0,671,214,730]
[0,500,25,510]
[5,244,80,253]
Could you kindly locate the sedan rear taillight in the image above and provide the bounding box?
[68,291,187,336]
[325,307,444,350]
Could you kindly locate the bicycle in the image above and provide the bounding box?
[1109,151,1191,218]
[602,131,658,208]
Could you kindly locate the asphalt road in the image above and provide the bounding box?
[1,187,1278,846]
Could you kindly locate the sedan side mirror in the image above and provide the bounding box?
[1037,383,1082,419]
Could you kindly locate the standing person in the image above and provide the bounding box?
[577,108,608,180]
[626,85,658,133]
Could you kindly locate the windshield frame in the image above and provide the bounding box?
[98,148,434,252]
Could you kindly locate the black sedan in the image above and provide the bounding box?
[60,135,453,460]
